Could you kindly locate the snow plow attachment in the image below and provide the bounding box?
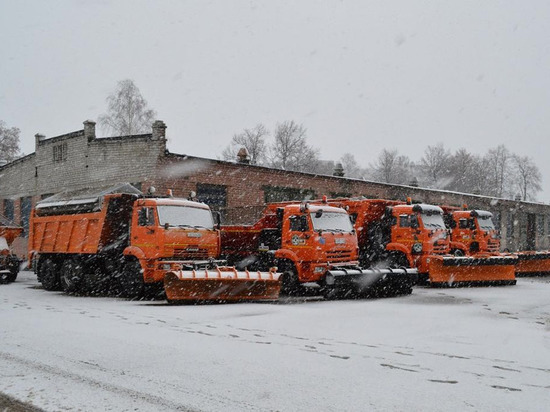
[164,267,281,303]
[514,251,550,276]
[427,255,517,286]
[323,267,418,299]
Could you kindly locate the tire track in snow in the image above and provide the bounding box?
[0,351,198,412]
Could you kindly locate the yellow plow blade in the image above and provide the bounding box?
[164,267,281,303]
[427,255,517,286]
[515,251,550,276]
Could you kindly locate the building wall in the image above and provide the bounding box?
[1,120,549,257]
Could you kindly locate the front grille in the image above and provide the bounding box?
[172,248,210,260]
[432,243,448,254]
[486,241,499,253]
[326,250,353,262]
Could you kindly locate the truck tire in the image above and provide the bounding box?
[1,258,20,283]
[0,272,9,284]
[118,259,145,299]
[279,262,301,296]
[7,269,18,283]
[39,257,60,291]
[60,258,84,294]
[387,252,408,269]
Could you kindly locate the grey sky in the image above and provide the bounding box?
[1,0,549,201]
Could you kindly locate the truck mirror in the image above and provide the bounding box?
[315,209,323,218]
[214,211,221,230]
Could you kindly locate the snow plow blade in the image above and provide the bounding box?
[164,267,281,303]
[515,251,550,276]
[324,267,418,299]
[427,255,517,286]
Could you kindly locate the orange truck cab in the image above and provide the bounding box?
[29,184,222,297]
[441,207,500,256]
[334,199,449,275]
[0,215,23,284]
[222,201,416,298]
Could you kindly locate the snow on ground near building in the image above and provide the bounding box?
[1,271,549,411]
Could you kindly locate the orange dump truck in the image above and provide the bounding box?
[442,205,549,277]
[0,214,23,284]
[328,198,516,286]
[222,201,417,299]
[28,184,280,302]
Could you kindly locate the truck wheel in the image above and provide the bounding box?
[279,264,301,296]
[7,268,18,283]
[2,257,19,283]
[118,259,145,299]
[388,252,408,269]
[0,271,9,284]
[60,258,83,294]
[39,258,60,291]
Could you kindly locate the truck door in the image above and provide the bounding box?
[393,214,414,247]
[285,214,310,261]
[132,206,160,258]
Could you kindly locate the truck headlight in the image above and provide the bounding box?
[412,243,423,254]
[314,266,326,274]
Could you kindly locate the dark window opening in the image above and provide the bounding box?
[3,199,15,221]
[53,142,68,162]
[263,185,316,203]
[196,184,227,222]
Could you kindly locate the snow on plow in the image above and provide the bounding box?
[427,255,517,286]
[164,267,281,303]
[514,251,550,276]
[323,267,418,298]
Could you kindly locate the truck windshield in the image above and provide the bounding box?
[420,213,445,229]
[157,205,214,229]
[478,216,495,231]
[310,211,354,232]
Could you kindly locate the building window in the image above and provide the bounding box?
[2,199,14,221]
[506,212,514,238]
[20,196,32,235]
[263,185,316,203]
[330,192,352,198]
[196,184,227,222]
[493,211,502,232]
[537,215,545,236]
[53,142,68,162]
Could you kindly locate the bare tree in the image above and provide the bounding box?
[269,120,320,172]
[512,155,542,201]
[222,124,269,165]
[98,79,157,136]
[370,149,411,184]
[340,153,367,179]
[0,120,21,163]
[484,145,513,198]
[420,143,451,188]
[446,148,482,193]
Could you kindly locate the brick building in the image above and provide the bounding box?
[1,120,549,256]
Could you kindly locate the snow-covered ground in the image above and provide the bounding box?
[1,271,549,411]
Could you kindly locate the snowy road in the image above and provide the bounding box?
[1,271,550,411]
